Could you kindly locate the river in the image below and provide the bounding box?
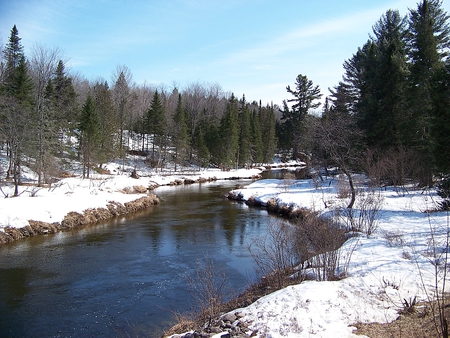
[0,179,273,337]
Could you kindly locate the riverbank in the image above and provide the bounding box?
[0,161,265,245]
[166,176,450,337]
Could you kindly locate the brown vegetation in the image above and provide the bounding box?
[0,194,159,245]
[355,296,450,338]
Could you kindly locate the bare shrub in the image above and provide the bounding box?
[342,189,384,237]
[248,219,299,289]
[293,212,350,281]
[187,256,232,324]
[280,171,296,192]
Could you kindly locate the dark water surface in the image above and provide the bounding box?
[0,180,272,337]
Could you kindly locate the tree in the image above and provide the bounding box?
[0,26,34,196]
[238,95,251,167]
[93,81,119,166]
[52,60,77,125]
[431,63,450,175]
[316,85,364,208]
[172,93,189,171]
[219,93,239,169]
[112,66,133,160]
[29,44,63,186]
[250,103,263,164]
[2,25,23,84]
[282,74,322,159]
[407,0,450,185]
[79,94,100,178]
[145,90,166,169]
[368,9,409,150]
[260,103,277,164]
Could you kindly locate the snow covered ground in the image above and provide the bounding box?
[1,159,449,337]
[0,159,262,229]
[201,175,450,337]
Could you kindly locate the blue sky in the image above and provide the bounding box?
[2,0,449,106]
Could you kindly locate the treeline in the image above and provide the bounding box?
[1,0,450,197]
[0,25,277,195]
[279,0,450,196]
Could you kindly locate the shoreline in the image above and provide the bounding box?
[0,194,160,245]
[0,170,265,246]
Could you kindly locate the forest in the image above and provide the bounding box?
[1,0,450,201]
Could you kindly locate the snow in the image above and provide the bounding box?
[0,160,262,229]
[217,175,450,337]
[1,161,449,337]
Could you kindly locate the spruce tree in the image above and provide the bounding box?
[79,94,100,178]
[145,90,166,168]
[93,81,118,166]
[238,95,251,167]
[172,93,189,171]
[407,0,450,184]
[219,94,239,169]
[0,26,34,196]
[250,104,263,165]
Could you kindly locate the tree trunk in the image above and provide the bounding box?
[342,168,356,209]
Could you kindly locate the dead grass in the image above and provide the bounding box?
[354,298,450,338]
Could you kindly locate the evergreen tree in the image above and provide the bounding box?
[113,70,131,159]
[172,93,189,171]
[79,94,100,178]
[52,60,77,125]
[407,0,450,185]
[283,74,322,159]
[431,63,450,174]
[194,126,210,168]
[2,25,23,86]
[219,94,239,169]
[0,26,34,196]
[93,81,119,166]
[145,90,166,168]
[238,95,251,167]
[368,10,409,150]
[250,104,263,164]
[260,103,277,164]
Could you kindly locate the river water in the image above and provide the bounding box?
[0,179,273,337]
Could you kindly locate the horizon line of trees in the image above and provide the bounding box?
[0,25,278,195]
[1,0,450,197]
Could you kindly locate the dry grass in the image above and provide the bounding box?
[354,298,450,338]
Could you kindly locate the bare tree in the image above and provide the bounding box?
[29,43,64,186]
[314,93,364,209]
[112,65,134,160]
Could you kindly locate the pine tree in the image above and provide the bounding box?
[145,90,166,169]
[283,74,322,159]
[79,94,100,178]
[368,10,409,150]
[2,25,23,86]
[93,81,119,166]
[250,104,263,165]
[0,26,34,196]
[407,0,450,184]
[172,93,189,171]
[238,95,251,167]
[52,60,77,125]
[219,94,239,169]
[260,103,277,164]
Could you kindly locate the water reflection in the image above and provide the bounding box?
[0,180,271,337]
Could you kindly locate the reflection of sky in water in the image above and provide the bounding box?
[0,180,272,338]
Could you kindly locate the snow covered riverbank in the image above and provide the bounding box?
[0,163,263,240]
[168,175,450,337]
[2,161,449,337]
